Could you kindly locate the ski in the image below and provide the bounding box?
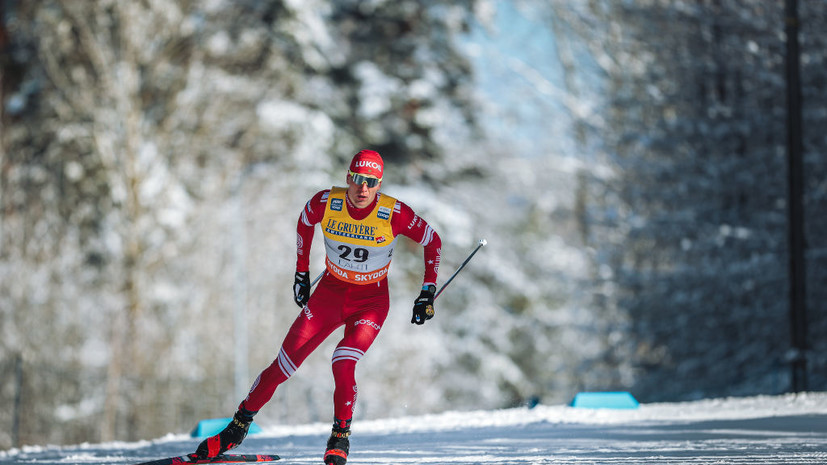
[133,453,280,465]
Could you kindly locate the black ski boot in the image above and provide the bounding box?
[323,418,351,465]
[195,409,255,458]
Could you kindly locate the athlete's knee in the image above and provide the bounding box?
[275,347,298,379]
[331,346,365,366]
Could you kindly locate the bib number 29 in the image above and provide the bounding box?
[337,245,369,262]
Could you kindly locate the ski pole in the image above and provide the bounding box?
[311,270,324,288]
[434,238,487,300]
[309,238,488,298]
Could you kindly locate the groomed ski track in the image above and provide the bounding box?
[2,393,826,464]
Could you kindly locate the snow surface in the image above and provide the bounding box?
[2,393,826,464]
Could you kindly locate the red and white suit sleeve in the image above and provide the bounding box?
[391,201,441,287]
[296,189,330,273]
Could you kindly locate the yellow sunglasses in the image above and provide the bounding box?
[349,171,381,188]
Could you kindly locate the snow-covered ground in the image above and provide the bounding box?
[2,393,826,464]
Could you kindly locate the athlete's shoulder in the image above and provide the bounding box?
[391,197,412,215]
[307,189,331,206]
[388,198,417,228]
[301,189,332,225]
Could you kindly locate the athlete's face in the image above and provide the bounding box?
[346,173,381,208]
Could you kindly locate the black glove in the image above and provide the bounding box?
[293,271,310,308]
[411,284,436,325]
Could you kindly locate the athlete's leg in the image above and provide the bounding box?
[241,280,345,412]
[197,278,348,459]
[323,281,389,465]
[330,283,390,421]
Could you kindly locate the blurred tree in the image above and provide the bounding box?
[549,0,827,400]
[0,0,479,446]
[2,0,825,449]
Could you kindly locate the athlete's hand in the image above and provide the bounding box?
[293,271,310,308]
[411,284,436,325]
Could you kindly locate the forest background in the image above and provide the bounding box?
[1,0,825,449]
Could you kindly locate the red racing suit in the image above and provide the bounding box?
[240,187,441,421]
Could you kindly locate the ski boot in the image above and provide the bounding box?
[195,410,255,458]
[323,418,351,465]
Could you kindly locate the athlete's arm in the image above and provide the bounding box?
[391,201,441,287]
[296,189,330,272]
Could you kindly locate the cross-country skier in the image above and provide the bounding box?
[195,149,442,465]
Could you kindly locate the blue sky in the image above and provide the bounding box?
[461,1,570,157]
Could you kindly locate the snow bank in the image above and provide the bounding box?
[259,392,827,437]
